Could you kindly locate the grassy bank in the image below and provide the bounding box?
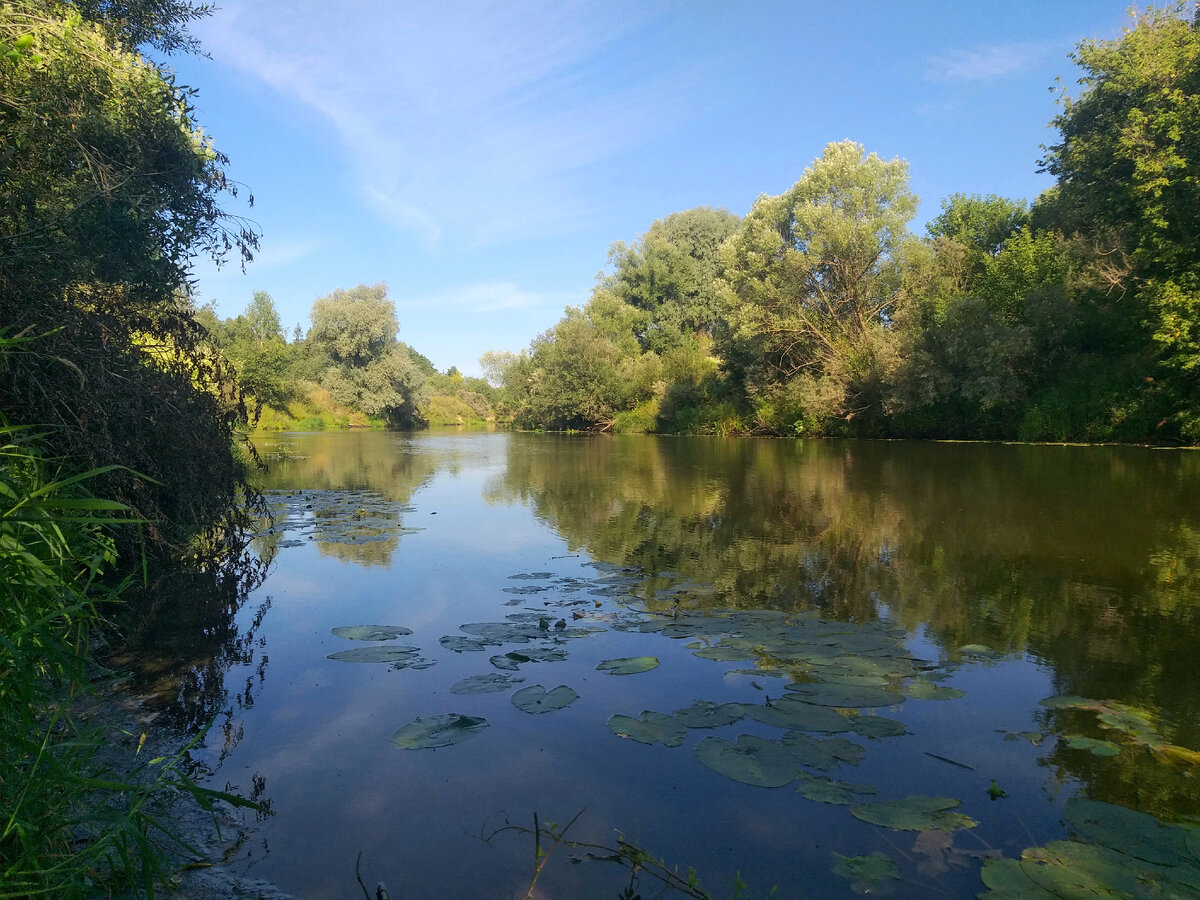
[0,421,254,897]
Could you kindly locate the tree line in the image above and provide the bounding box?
[484,5,1200,444]
[195,283,497,429]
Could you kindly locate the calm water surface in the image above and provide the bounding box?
[117,432,1200,898]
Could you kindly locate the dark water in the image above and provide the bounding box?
[116,432,1200,898]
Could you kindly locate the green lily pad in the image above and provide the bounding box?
[490,647,567,670]
[695,735,799,788]
[831,852,899,895]
[785,682,904,708]
[450,673,524,694]
[848,715,907,739]
[782,732,865,771]
[1065,798,1194,866]
[597,656,660,675]
[326,645,421,662]
[796,773,879,806]
[906,681,965,701]
[511,684,578,714]
[850,795,977,832]
[439,635,488,652]
[609,711,688,747]
[742,698,853,733]
[672,701,744,729]
[331,625,414,641]
[1065,734,1122,756]
[693,646,756,661]
[390,714,489,750]
[979,857,1058,896]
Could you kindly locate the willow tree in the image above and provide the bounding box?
[719,141,919,433]
[307,284,429,427]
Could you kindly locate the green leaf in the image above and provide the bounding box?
[672,700,744,729]
[850,795,977,832]
[796,773,878,806]
[906,681,965,701]
[848,715,907,739]
[609,711,688,747]
[695,735,799,787]
[831,852,899,895]
[596,656,660,675]
[511,684,578,714]
[449,673,524,694]
[1064,734,1121,756]
[742,698,853,733]
[326,645,421,662]
[1064,798,1194,866]
[390,714,489,749]
[785,682,904,708]
[781,732,865,771]
[331,625,413,641]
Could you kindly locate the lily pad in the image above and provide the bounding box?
[450,673,525,694]
[390,714,489,750]
[786,682,904,708]
[1065,798,1195,866]
[672,701,744,729]
[511,684,578,714]
[597,656,660,676]
[831,852,900,895]
[490,647,567,670]
[782,732,865,771]
[850,795,977,832]
[906,681,966,701]
[1065,734,1122,756]
[695,735,799,788]
[609,711,688,747]
[848,715,907,739]
[796,773,879,806]
[693,646,756,661]
[439,635,488,653]
[742,698,853,733]
[331,625,413,641]
[326,645,421,663]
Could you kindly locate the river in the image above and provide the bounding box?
[112,431,1200,898]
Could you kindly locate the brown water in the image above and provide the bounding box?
[114,432,1200,898]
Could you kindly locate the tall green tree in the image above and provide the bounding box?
[719,140,919,432]
[605,206,742,354]
[307,283,429,426]
[1041,3,1200,436]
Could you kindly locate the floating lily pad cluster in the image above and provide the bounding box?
[1040,695,1200,766]
[326,625,434,669]
[980,798,1200,897]
[260,489,422,548]
[437,612,604,672]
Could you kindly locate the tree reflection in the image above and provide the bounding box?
[492,434,1200,817]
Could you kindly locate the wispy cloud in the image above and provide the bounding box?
[251,236,323,270]
[397,280,578,315]
[925,41,1055,83]
[201,1,694,248]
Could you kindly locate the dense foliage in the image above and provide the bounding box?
[0,0,258,554]
[486,5,1200,443]
[195,285,498,430]
[1,2,266,894]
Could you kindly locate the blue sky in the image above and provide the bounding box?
[175,1,1134,376]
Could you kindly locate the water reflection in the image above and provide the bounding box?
[491,435,1200,818]
[108,432,1200,896]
